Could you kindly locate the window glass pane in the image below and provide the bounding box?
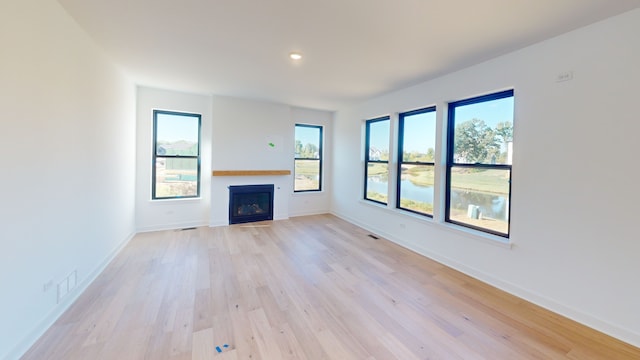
[398,164,434,215]
[156,113,199,156]
[154,157,198,198]
[366,163,388,203]
[402,111,436,163]
[448,167,510,235]
[295,126,320,159]
[452,96,513,165]
[294,160,320,191]
[368,119,390,161]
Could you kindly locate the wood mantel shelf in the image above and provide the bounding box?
[212,170,291,176]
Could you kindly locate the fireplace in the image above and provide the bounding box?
[228,184,274,224]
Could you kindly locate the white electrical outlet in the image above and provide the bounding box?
[55,270,78,303]
[556,71,573,82]
[68,270,77,291]
[43,280,53,292]
[57,279,69,303]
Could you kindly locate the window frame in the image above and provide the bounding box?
[152,109,202,200]
[396,106,436,217]
[445,89,514,237]
[364,116,391,205]
[294,123,323,192]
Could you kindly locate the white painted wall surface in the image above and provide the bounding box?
[135,91,333,227]
[332,9,640,346]
[0,0,136,358]
[210,96,294,226]
[135,87,213,232]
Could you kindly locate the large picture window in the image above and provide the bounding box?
[364,116,390,204]
[294,124,323,192]
[397,107,436,216]
[152,110,201,199]
[446,90,514,237]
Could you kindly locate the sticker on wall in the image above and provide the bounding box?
[265,135,283,153]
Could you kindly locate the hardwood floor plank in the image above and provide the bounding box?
[247,308,285,359]
[21,214,640,359]
[191,327,214,360]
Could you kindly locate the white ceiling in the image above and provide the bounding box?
[58,0,639,111]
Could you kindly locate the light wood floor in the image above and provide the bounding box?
[23,214,640,359]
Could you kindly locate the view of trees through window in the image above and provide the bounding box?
[153,110,201,199]
[447,90,514,236]
[294,124,322,191]
[362,90,514,238]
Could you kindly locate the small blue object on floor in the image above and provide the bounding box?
[214,343,230,353]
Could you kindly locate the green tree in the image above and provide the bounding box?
[295,140,303,156]
[495,121,513,144]
[405,148,435,162]
[454,119,499,163]
[301,143,318,158]
[425,148,435,162]
[495,121,513,163]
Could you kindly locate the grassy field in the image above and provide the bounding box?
[367,163,389,177]
[295,160,320,191]
[450,168,509,195]
[399,198,433,214]
[402,165,434,186]
[366,191,388,204]
[295,160,320,176]
[398,165,509,195]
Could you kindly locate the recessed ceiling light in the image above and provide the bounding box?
[289,52,302,60]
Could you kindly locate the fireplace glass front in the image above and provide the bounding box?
[228,184,274,224]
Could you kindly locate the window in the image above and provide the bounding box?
[446,90,514,237]
[364,116,390,204]
[397,107,436,216]
[152,110,201,199]
[294,124,323,192]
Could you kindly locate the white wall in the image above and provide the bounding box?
[209,96,293,226]
[135,89,333,228]
[136,87,213,232]
[332,8,640,346]
[0,0,136,358]
[210,97,333,225]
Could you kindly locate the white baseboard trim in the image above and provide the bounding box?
[136,221,209,233]
[209,215,292,228]
[288,209,329,218]
[4,231,136,360]
[330,210,640,348]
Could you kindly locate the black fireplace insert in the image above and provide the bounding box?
[228,184,274,224]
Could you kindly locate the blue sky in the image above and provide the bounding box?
[368,97,513,154]
[454,96,514,128]
[156,113,199,143]
[369,120,390,151]
[295,125,321,147]
[402,111,436,153]
[368,112,437,153]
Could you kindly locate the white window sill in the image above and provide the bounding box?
[292,190,326,197]
[149,197,202,205]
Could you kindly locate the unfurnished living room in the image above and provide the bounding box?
[2,0,640,359]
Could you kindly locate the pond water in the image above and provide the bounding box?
[367,178,508,221]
